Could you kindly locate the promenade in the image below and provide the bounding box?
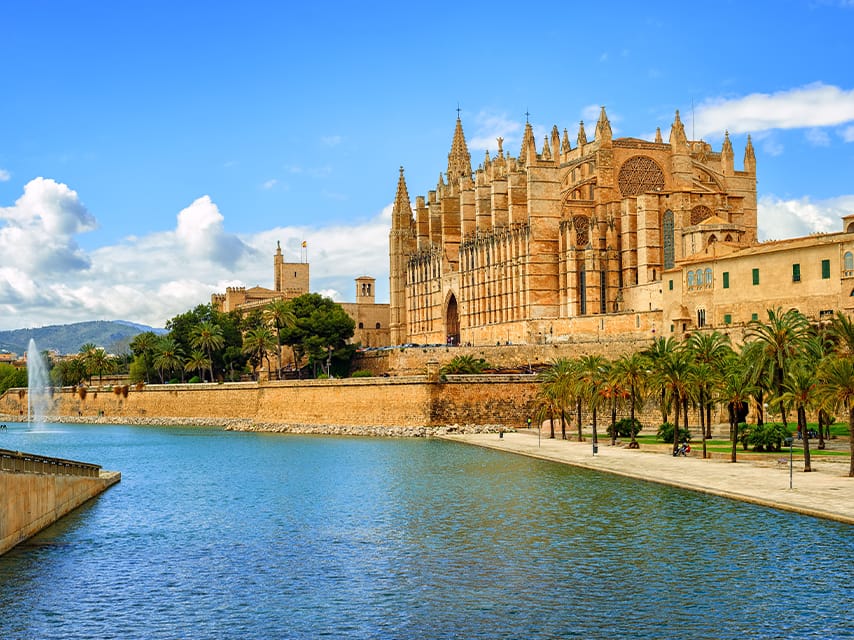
[440,430,854,525]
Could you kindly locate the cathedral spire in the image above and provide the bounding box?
[541,135,552,161]
[744,134,756,173]
[669,110,688,150]
[520,120,536,164]
[577,120,587,147]
[595,106,612,144]
[721,130,734,174]
[550,125,560,160]
[561,128,571,154]
[447,115,472,180]
[392,166,414,228]
[654,127,663,144]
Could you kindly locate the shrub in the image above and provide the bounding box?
[656,422,691,444]
[608,417,642,439]
[316,373,330,379]
[745,422,790,452]
[440,355,491,375]
[187,376,201,384]
[351,370,374,378]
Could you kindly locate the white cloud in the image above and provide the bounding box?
[467,111,523,153]
[321,135,342,147]
[261,178,278,189]
[757,194,854,241]
[842,124,854,142]
[0,180,391,332]
[0,169,9,182]
[694,82,854,138]
[805,128,831,146]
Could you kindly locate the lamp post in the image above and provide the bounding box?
[784,436,794,489]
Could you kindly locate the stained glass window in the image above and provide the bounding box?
[663,210,674,269]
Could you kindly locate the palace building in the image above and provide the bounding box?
[212,242,389,348]
[389,109,759,346]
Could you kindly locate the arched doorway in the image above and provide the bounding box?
[445,293,460,346]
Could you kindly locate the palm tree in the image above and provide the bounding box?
[688,331,732,439]
[540,358,576,439]
[719,349,759,463]
[689,361,715,458]
[184,350,210,382]
[826,311,854,357]
[190,321,224,382]
[610,352,648,448]
[778,361,817,472]
[745,307,810,428]
[643,336,679,425]
[264,299,296,380]
[78,343,99,384]
[577,355,608,450]
[656,347,694,455]
[130,331,159,383]
[153,338,184,383]
[440,354,491,375]
[242,326,278,380]
[816,356,854,477]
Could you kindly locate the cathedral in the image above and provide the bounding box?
[389,109,758,346]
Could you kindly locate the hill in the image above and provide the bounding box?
[0,321,166,356]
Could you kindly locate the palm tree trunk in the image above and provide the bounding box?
[817,409,826,450]
[576,400,584,442]
[730,403,738,463]
[800,405,812,472]
[672,395,681,456]
[610,397,617,446]
[629,394,638,448]
[560,410,566,440]
[592,407,598,447]
[549,413,555,439]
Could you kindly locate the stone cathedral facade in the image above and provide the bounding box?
[389,109,758,346]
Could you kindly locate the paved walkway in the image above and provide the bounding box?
[439,431,854,525]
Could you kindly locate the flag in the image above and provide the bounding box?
[301,240,307,248]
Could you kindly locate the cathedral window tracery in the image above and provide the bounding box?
[618,156,665,196]
[690,205,713,225]
[663,210,675,269]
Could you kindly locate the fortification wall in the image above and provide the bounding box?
[1,377,540,429]
[0,470,120,556]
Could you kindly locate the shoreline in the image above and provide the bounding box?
[439,431,854,526]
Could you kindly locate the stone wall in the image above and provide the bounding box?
[0,470,120,555]
[1,376,541,429]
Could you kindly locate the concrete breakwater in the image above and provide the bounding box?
[1,450,120,556]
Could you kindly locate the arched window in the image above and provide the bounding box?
[704,268,713,286]
[358,322,364,329]
[663,210,675,269]
[695,269,703,286]
[687,271,695,287]
[845,251,854,272]
[375,322,381,329]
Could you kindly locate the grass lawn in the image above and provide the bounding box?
[633,430,848,457]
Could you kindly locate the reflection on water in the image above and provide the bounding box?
[0,424,851,639]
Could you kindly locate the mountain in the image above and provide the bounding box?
[0,321,166,356]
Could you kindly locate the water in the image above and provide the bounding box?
[26,338,51,427]
[0,424,852,639]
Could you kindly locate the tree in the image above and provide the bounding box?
[440,355,491,375]
[265,299,297,380]
[778,361,817,472]
[816,356,854,477]
[719,349,759,463]
[280,294,355,378]
[242,326,278,380]
[577,355,608,450]
[687,331,732,440]
[190,321,224,382]
[539,358,576,440]
[745,307,810,427]
[653,346,694,456]
[130,331,160,383]
[610,352,648,448]
[184,350,210,382]
[153,337,184,383]
[643,336,679,425]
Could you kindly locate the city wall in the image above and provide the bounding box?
[1,377,542,430]
[0,468,120,556]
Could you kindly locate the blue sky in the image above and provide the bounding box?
[1,0,853,332]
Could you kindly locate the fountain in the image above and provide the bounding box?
[26,338,51,427]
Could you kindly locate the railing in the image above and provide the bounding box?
[0,448,101,478]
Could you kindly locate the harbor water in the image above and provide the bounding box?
[0,423,851,639]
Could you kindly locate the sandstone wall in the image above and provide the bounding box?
[1,377,541,429]
[0,470,120,555]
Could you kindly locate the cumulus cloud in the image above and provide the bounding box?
[0,180,390,332]
[757,194,854,241]
[0,169,10,182]
[261,178,278,189]
[0,177,96,274]
[467,111,523,153]
[694,82,854,138]
[842,124,854,142]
